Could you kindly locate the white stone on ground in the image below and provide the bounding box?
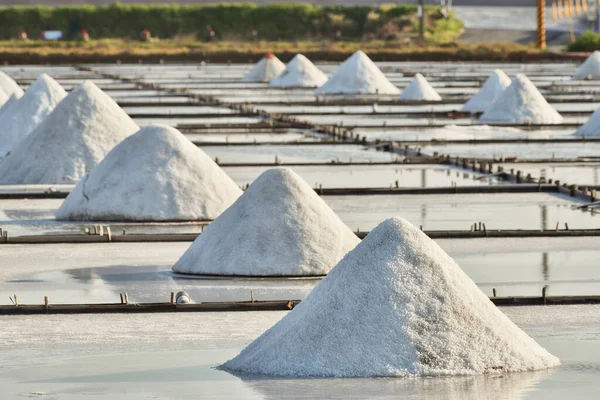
[56,124,242,221]
[0,81,139,184]
[314,50,400,95]
[0,71,23,106]
[478,74,563,125]
[573,51,600,80]
[462,69,511,112]
[269,54,328,88]
[0,74,67,155]
[241,53,286,83]
[223,217,560,377]
[172,167,360,276]
[398,73,442,101]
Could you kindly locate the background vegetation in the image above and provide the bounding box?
[568,30,600,52]
[0,3,462,41]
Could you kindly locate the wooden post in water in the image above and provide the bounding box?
[542,286,547,305]
[44,296,49,311]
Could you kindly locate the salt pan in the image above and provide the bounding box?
[0,74,66,154]
[56,124,242,221]
[269,54,328,88]
[573,51,600,80]
[0,71,23,106]
[462,70,511,112]
[398,73,442,101]
[224,217,560,377]
[242,53,286,83]
[314,51,400,95]
[479,74,563,125]
[172,167,360,276]
[0,81,139,184]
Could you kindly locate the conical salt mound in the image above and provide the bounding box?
[398,73,442,101]
[575,107,600,136]
[0,71,23,106]
[314,51,400,95]
[479,74,563,124]
[172,168,360,276]
[223,217,560,377]
[0,74,67,154]
[269,54,328,88]
[0,93,17,121]
[56,124,242,221]
[462,70,511,112]
[0,81,139,184]
[573,51,600,80]
[241,53,286,83]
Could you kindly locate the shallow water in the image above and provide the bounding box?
[1,305,599,399]
[2,237,600,304]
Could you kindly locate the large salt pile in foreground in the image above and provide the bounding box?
[0,71,23,106]
[314,51,400,95]
[479,74,563,124]
[269,54,328,88]
[575,107,600,136]
[241,53,286,82]
[0,74,67,154]
[462,69,511,112]
[56,124,242,221]
[172,168,360,276]
[223,217,560,377]
[398,73,441,101]
[0,81,139,184]
[573,51,600,80]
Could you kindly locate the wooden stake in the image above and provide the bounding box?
[493,288,497,297]
[250,290,255,303]
[120,293,124,304]
[542,286,547,305]
[170,292,175,304]
[124,292,129,304]
[44,296,49,311]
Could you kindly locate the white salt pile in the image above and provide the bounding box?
[573,51,600,80]
[0,71,23,106]
[0,81,139,184]
[0,74,67,155]
[462,69,511,112]
[269,54,328,88]
[172,167,360,276]
[314,50,400,95]
[56,124,242,221]
[223,217,560,377]
[397,73,442,101]
[0,93,17,120]
[479,74,563,124]
[575,107,600,136]
[241,53,286,82]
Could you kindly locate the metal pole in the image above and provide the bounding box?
[538,0,547,49]
[419,0,425,40]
